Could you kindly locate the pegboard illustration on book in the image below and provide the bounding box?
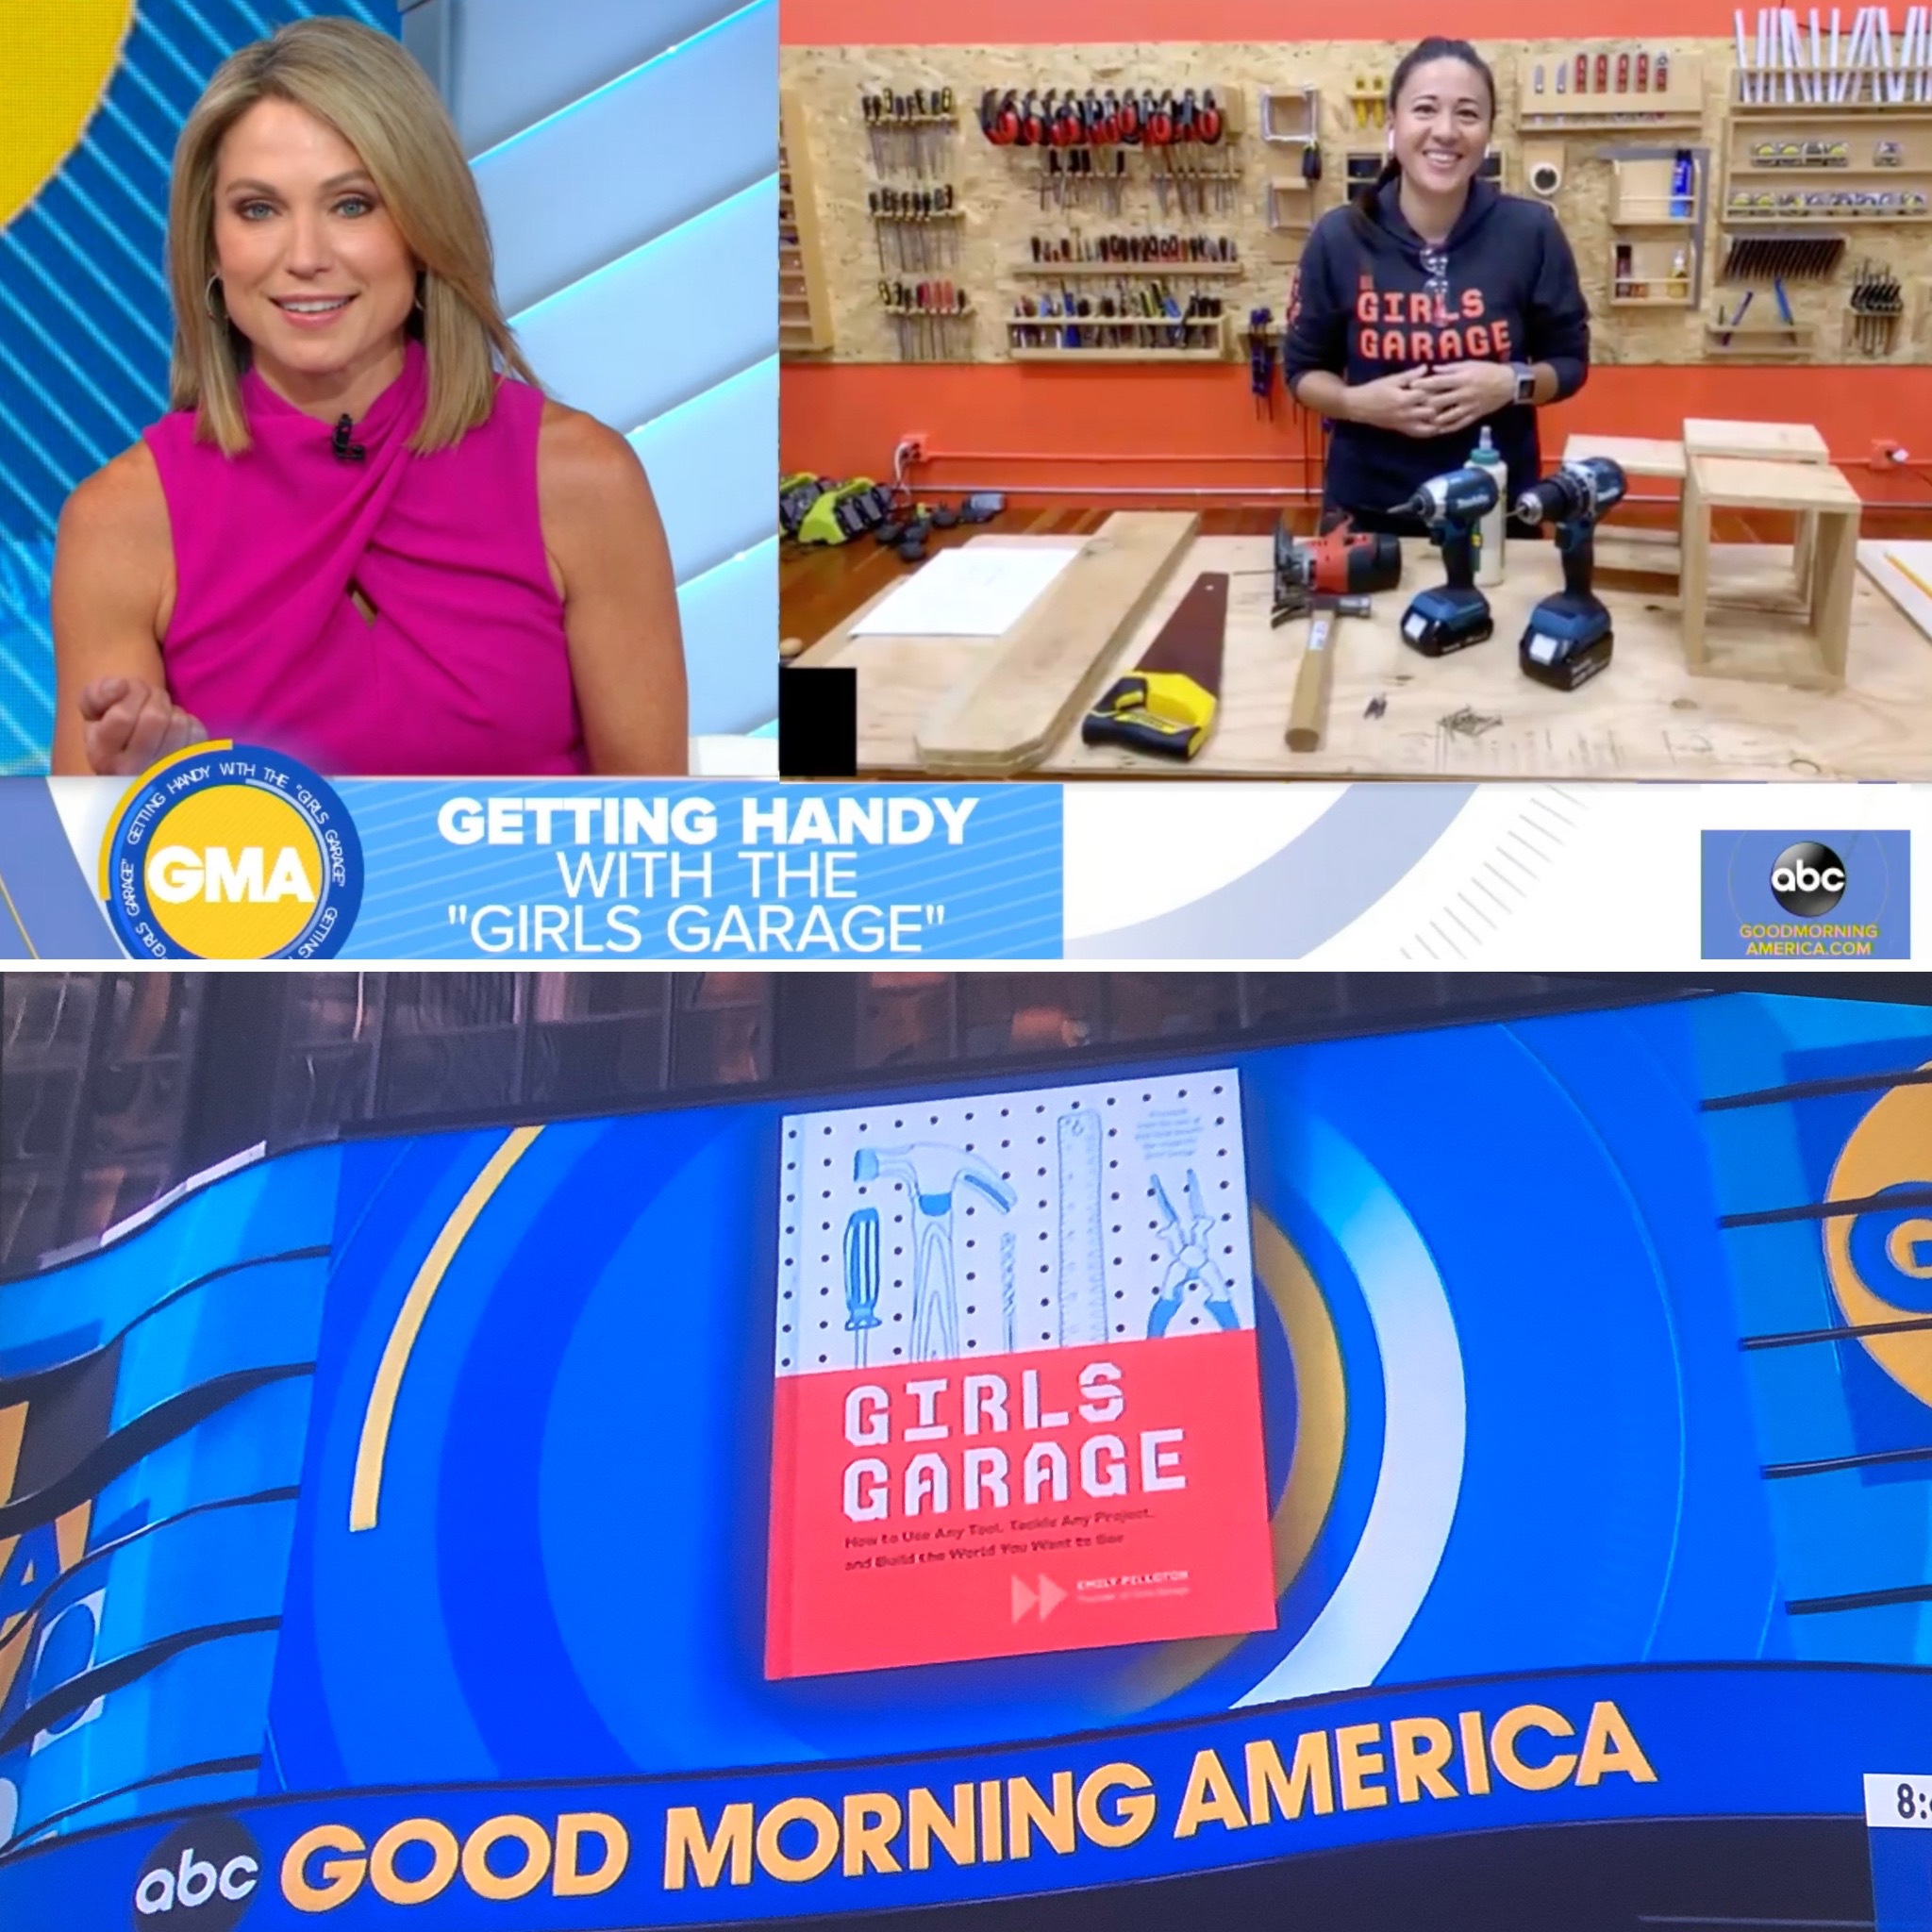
[767,1070,1276,1679]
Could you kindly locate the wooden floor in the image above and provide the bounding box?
[779,500,1932,646]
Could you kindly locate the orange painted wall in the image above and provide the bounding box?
[781,364,1931,506]
[780,0,1932,502]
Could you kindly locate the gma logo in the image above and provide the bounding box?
[1824,1068,1932,1407]
[145,846,316,906]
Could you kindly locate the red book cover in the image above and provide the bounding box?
[767,1070,1276,1679]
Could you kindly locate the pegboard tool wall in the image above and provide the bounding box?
[781,0,1790,36]
[778,2,1932,503]
[781,39,1932,371]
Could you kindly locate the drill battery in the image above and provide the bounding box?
[1520,592,1613,691]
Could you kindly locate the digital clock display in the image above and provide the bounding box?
[1867,1774,1932,1830]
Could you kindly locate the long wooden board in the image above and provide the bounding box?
[912,512,1199,774]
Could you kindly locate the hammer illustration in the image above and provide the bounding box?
[854,1143,1017,1360]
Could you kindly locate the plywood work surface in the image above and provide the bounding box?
[804,532,1932,778]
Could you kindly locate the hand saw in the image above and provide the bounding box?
[1079,571,1228,759]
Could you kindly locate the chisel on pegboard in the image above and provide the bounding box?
[1721,230,1844,279]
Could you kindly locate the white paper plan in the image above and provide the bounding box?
[1859,542,1932,643]
[850,543,1085,638]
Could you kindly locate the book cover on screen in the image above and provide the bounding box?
[766,1069,1277,1679]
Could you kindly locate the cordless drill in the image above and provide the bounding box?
[1509,456,1628,691]
[1394,467,1499,656]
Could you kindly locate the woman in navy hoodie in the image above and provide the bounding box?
[1284,38,1591,532]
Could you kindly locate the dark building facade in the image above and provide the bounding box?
[7,970,1921,1278]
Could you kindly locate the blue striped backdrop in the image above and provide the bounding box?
[0,0,776,771]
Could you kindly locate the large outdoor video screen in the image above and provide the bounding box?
[1,992,1928,1926]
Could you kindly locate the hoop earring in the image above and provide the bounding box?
[204,274,225,322]
[413,275,425,315]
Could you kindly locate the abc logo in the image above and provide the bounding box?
[1770,841,1847,917]
[133,1819,261,1930]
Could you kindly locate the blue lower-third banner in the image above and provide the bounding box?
[5,762,1929,963]
[0,1664,1918,1930]
[1,747,1061,960]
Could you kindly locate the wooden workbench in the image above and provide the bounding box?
[798,531,1932,779]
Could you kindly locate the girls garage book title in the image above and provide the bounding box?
[767,1069,1276,1678]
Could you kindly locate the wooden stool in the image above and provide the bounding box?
[1683,418,1829,596]
[1562,434,1688,593]
[1679,453,1862,690]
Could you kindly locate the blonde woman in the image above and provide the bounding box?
[52,18,688,777]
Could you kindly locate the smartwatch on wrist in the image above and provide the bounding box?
[1511,362,1539,405]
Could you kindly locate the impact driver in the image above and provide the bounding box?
[1394,466,1499,656]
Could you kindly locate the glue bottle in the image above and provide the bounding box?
[1470,425,1506,587]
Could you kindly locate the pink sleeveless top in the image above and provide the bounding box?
[144,341,585,775]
